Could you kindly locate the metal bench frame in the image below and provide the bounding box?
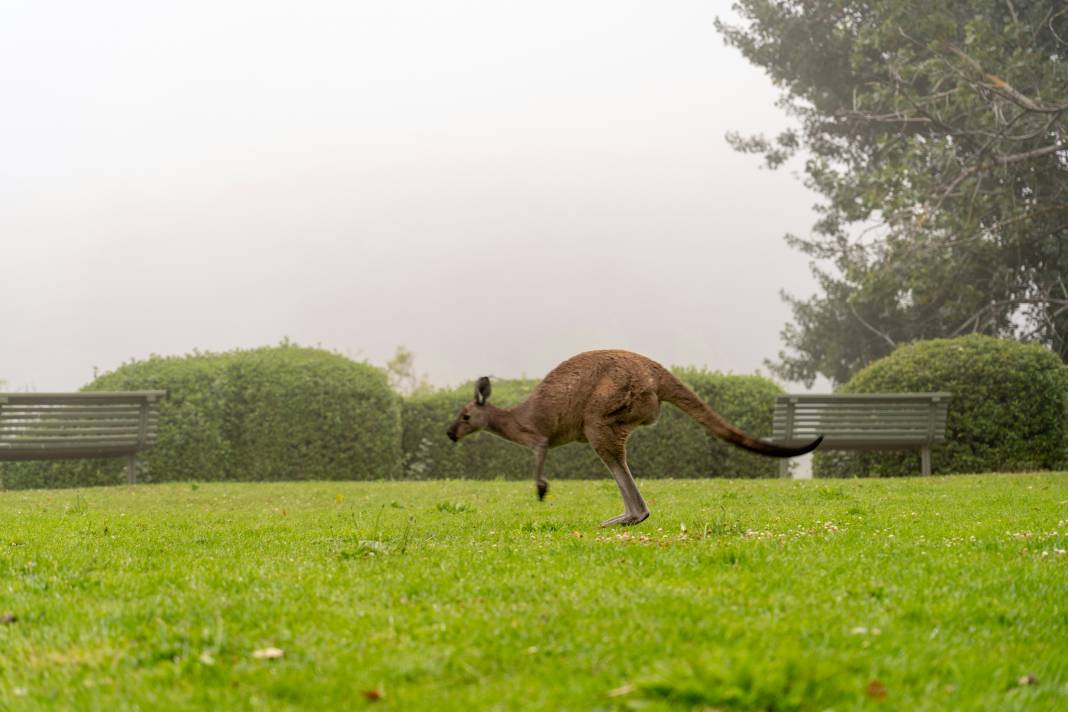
[0,391,165,484]
[771,392,952,476]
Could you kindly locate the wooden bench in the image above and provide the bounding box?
[0,391,165,484]
[771,393,952,476]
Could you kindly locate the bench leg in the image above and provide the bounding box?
[127,456,137,485]
[920,446,931,476]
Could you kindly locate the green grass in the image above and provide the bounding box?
[1,474,1066,710]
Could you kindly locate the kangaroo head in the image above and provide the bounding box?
[446,376,492,442]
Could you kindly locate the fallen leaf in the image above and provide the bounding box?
[198,651,216,665]
[363,688,384,701]
[1017,674,1038,687]
[252,647,285,660]
[607,683,635,697]
[1,612,16,624]
[865,679,887,700]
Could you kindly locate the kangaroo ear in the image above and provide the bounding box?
[475,376,492,405]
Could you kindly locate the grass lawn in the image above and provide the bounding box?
[0,474,1066,710]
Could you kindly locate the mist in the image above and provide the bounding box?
[1,0,821,391]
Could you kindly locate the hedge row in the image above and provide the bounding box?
[0,347,785,489]
[7,336,1063,488]
[815,335,1068,477]
[1,345,401,489]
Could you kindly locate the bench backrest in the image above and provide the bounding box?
[772,393,951,449]
[0,392,165,461]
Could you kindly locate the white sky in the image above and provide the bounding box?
[1,0,825,392]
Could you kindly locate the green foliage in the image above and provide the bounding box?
[402,370,784,480]
[815,335,1068,477]
[718,0,1068,384]
[0,345,401,489]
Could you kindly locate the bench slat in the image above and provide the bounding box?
[774,423,945,433]
[778,410,948,418]
[0,407,154,416]
[0,446,141,461]
[2,429,144,439]
[776,432,947,440]
[773,416,948,426]
[3,434,142,444]
[776,438,946,449]
[0,392,164,406]
[1,415,156,426]
[775,392,952,403]
[774,414,946,424]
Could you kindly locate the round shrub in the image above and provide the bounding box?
[400,369,784,480]
[814,335,1068,477]
[1,345,400,489]
[207,346,401,481]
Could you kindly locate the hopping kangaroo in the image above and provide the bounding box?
[447,350,822,527]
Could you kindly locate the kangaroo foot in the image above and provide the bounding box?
[599,511,650,528]
[537,480,548,501]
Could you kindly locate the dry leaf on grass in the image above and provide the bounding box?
[252,647,285,660]
[865,679,887,700]
[363,688,384,701]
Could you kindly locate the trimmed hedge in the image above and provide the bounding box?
[401,369,784,480]
[814,335,1068,477]
[1,345,401,489]
[1,349,787,488]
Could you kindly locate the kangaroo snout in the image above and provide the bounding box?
[446,428,458,442]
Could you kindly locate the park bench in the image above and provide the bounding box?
[770,392,952,477]
[0,391,165,484]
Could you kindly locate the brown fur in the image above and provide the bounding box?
[447,350,822,526]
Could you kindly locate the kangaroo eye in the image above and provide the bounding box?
[462,414,470,421]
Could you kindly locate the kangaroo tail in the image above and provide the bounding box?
[657,371,822,457]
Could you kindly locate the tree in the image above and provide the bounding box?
[385,346,432,396]
[717,0,1068,385]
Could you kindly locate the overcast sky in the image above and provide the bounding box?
[1,0,825,393]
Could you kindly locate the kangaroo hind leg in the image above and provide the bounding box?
[585,423,649,527]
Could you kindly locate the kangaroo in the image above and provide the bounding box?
[446,350,822,527]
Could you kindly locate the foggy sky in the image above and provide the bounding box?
[2,0,824,393]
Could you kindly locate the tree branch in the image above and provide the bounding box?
[945,45,1068,114]
[847,301,898,349]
